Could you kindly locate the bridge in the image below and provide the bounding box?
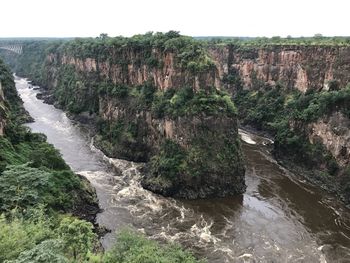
[0,44,23,54]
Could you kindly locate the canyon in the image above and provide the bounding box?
[2,36,350,203]
[1,34,350,262]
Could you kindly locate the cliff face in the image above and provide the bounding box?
[216,44,350,203]
[37,36,246,199]
[4,38,350,200]
[209,45,350,93]
[98,94,245,198]
[309,112,350,168]
[46,49,220,92]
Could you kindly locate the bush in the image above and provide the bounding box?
[0,164,53,212]
[98,83,129,98]
[30,143,69,170]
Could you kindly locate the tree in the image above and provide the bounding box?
[57,217,96,261]
[99,33,109,40]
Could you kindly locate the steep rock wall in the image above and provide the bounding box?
[46,49,220,92]
[209,45,350,93]
[98,96,245,198]
[309,112,350,168]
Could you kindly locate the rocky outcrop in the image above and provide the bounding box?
[97,94,245,198]
[141,115,246,199]
[309,112,350,168]
[209,45,350,93]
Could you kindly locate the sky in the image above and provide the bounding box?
[1,0,349,38]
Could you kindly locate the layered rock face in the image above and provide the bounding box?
[46,49,220,92]
[209,45,350,93]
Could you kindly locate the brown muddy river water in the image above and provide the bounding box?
[17,77,350,262]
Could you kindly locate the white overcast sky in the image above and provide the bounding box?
[1,0,349,37]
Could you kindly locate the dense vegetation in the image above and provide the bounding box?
[97,81,236,118]
[104,229,202,263]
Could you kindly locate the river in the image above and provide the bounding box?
[16,77,350,262]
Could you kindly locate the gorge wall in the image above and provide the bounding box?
[209,45,350,170]
[210,43,350,203]
[210,45,350,92]
[3,34,245,199]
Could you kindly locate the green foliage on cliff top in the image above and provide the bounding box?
[208,35,350,47]
[151,86,237,118]
[57,31,215,74]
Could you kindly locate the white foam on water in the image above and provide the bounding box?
[239,131,257,145]
[190,216,220,244]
